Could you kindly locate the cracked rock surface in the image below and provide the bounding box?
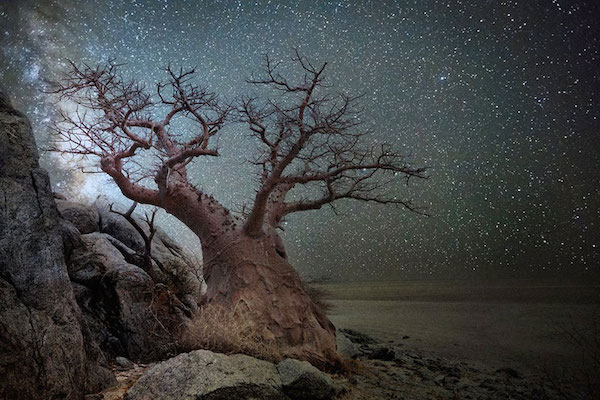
[0,89,115,399]
[124,350,286,400]
[59,195,205,361]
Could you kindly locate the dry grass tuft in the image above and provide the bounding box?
[180,303,283,363]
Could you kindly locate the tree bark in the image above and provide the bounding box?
[159,184,340,369]
[202,231,338,368]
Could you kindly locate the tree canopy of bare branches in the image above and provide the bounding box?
[47,51,427,239]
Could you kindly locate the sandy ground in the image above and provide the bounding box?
[318,279,600,375]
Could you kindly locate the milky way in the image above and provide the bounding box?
[1,0,598,280]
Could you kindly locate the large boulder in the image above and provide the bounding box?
[124,350,285,400]
[124,350,346,400]
[94,195,204,306]
[56,199,99,233]
[60,196,205,361]
[277,358,343,399]
[0,89,115,399]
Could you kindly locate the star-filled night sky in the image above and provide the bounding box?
[1,0,599,281]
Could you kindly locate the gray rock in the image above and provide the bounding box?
[94,196,204,305]
[59,218,85,261]
[68,231,177,359]
[125,350,285,400]
[69,232,130,284]
[367,346,396,361]
[0,89,115,399]
[56,199,100,233]
[339,328,377,344]
[57,196,205,361]
[336,329,361,358]
[116,356,134,369]
[277,358,343,400]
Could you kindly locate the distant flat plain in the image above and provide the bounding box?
[317,279,600,375]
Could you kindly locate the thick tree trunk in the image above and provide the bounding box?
[201,230,339,369]
[161,186,340,369]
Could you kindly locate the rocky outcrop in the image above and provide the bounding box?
[0,89,115,399]
[125,350,283,400]
[124,350,342,400]
[56,199,99,234]
[59,196,205,361]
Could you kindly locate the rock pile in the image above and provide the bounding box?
[124,349,344,400]
[94,330,567,400]
[57,195,205,361]
[335,330,564,399]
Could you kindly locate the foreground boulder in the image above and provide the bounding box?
[124,350,285,400]
[0,89,115,399]
[59,195,205,361]
[336,330,361,359]
[125,350,343,400]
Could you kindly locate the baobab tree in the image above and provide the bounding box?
[47,51,427,368]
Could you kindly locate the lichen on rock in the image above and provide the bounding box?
[0,88,115,399]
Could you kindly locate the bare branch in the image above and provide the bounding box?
[46,60,230,205]
[47,54,427,241]
[241,51,427,235]
[110,202,158,270]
